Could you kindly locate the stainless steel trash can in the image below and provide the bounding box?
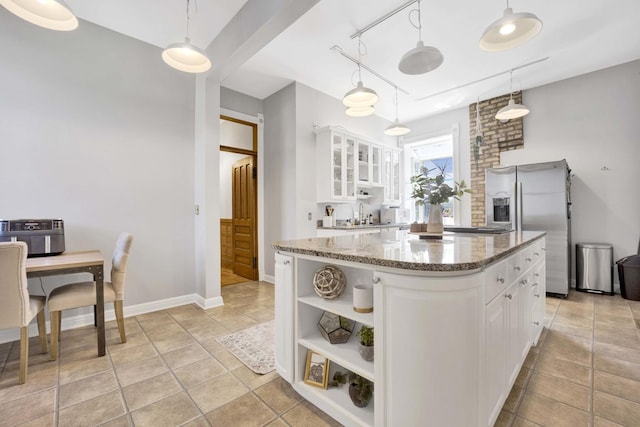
[576,243,613,295]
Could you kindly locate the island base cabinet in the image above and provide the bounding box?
[274,253,294,382]
[374,271,484,427]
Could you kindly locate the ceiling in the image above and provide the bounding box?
[65,0,640,123]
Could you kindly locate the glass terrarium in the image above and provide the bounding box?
[317,311,355,344]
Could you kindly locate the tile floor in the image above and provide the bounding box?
[0,283,639,426]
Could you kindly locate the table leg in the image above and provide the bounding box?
[95,265,105,356]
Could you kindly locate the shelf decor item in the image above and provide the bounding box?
[357,325,374,362]
[330,370,374,408]
[353,284,373,313]
[317,311,355,344]
[304,350,330,389]
[313,265,347,299]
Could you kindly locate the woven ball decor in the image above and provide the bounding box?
[313,265,346,299]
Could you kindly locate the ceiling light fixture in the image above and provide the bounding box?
[479,0,542,52]
[398,0,443,75]
[495,70,529,121]
[0,0,78,31]
[162,0,211,74]
[345,106,376,117]
[385,87,411,136]
[342,37,378,111]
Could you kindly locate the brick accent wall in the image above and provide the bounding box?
[469,92,524,226]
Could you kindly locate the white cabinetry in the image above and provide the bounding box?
[316,128,357,203]
[383,148,401,205]
[274,253,294,382]
[357,140,383,188]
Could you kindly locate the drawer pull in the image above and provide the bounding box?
[534,273,540,278]
[535,294,540,298]
[372,276,381,284]
[283,260,290,265]
[496,277,505,284]
[533,321,540,326]
[520,278,528,286]
[514,266,521,271]
[534,252,540,256]
[505,293,513,300]
[525,257,532,262]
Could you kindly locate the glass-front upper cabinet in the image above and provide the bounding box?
[384,148,402,205]
[316,127,357,202]
[371,144,383,187]
[357,140,383,188]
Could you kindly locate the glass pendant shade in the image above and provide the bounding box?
[0,0,78,31]
[384,119,411,136]
[343,81,379,108]
[495,98,530,120]
[398,41,443,75]
[479,7,542,52]
[162,38,211,74]
[345,105,375,117]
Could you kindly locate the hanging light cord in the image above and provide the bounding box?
[185,0,199,39]
[394,87,400,118]
[408,0,423,42]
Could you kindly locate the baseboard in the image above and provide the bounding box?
[262,274,275,284]
[0,293,222,344]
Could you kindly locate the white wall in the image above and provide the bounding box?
[0,13,197,309]
[501,60,640,287]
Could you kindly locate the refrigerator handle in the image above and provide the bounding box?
[517,181,523,231]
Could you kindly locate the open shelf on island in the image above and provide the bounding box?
[298,294,373,326]
[299,335,374,381]
[294,380,374,427]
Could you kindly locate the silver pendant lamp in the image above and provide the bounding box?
[398,0,443,75]
[479,0,542,52]
[342,37,378,112]
[0,0,78,31]
[384,88,411,136]
[162,0,211,74]
[495,70,529,121]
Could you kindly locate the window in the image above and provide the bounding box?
[404,134,457,224]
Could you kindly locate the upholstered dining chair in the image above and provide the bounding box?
[47,232,133,360]
[0,241,48,384]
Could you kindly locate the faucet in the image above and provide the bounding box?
[359,203,364,225]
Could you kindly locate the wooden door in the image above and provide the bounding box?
[232,156,258,280]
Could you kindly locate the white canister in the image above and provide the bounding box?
[323,216,333,228]
[353,284,373,313]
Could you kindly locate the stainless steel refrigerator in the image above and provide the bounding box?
[485,160,571,297]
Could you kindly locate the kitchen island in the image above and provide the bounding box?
[273,230,546,427]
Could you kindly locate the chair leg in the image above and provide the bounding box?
[36,310,48,353]
[114,300,126,343]
[50,311,60,361]
[93,305,97,327]
[19,326,29,384]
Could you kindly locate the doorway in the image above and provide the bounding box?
[219,115,258,286]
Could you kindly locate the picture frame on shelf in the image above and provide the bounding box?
[304,350,330,389]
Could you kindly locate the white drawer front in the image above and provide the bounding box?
[485,258,508,303]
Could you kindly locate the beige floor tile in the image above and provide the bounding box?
[0,368,57,403]
[15,413,55,427]
[263,419,289,427]
[205,305,244,321]
[183,322,230,342]
[121,372,182,411]
[109,342,157,367]
[534,352,592,386]
[494,410,514,427]
[593,390,640,426]
[58,390,125,427]
[187,372,249,413]
[130,392,200,426]
[140,320,184,338]
[593,415,624,426]
[502,385,524,413]
[552,313,594,329]
[232,365,279,390]
[180,417,211,427]
[205,392,276,427]
[594,354,640,382]
[540,331,592,367]
[595,304,634,319]
[517,391,590,426]
[595,323,640,350]
[97,415,133,427]
[522,350,539,370]
[107,332,151,353]
[514,366,532,388]
[210,348,244,371]
[0,352,56,382]
[0,388,55,425]
[150,330,197,354]
[245,308,275,323]
[595,312,637,328]
[527,372,591,412]
[173,357,227,388]
[282,401,342,427]
[59,370,119,409]
[511,417,542,426]
[216,316,258,333]
[115,355,168,387]
[594,341,640,365]
[549,322,593,340]
[162,344,210,370]
[594,370,640,404]
[254,377,303,414]
[59,356,112,385]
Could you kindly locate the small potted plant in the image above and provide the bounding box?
[357,325,374,362]
[330,370,374,408]
[409,173,428,232]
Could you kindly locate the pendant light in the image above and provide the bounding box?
[345,105,376,117]
[0,0,78,31]
[398,0,443,75]
[385,88,411,136]
[342,37,378,110]
[479,0,542,52]
[495,71,529,121]
[162,0,211,74]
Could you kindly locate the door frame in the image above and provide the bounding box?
[220,109,264,280]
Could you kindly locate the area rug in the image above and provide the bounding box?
[216,320,275,374]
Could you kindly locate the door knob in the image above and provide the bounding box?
[496,277,505,284]
[505,293,513,300]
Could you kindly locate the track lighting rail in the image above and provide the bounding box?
[330,45,409,95]
[350,0,419,39]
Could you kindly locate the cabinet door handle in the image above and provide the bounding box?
[496,277,505,284]
[534,252,540,256]
[533,321,540,326]
[535,294,540,298]
[505,293,513,300]
[534,273,539,278]
[514,266,521,271]
[283,260,290,265]
[525,257,532,262]
[520,278,528,286]
[372,276,381,284]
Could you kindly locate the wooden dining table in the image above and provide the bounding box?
[26,250,106,356]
